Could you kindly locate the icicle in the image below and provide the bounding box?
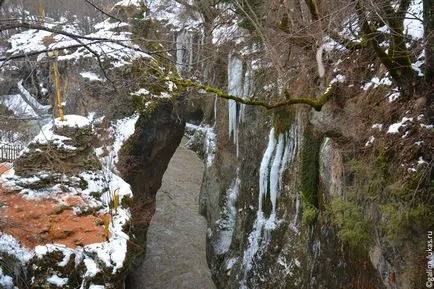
[277,124,297,198]
[227,53,243,144]
[240,213,265,289]
[176,31,185,75]
[258,128,276,213]
[240,59,253,123]
[269,133,285,216]
[205,126,217,168]
[188,32,194,75]
[214,171,241,254]
[236,130,240,158]
[228,99,237,142]
[241,125,298,286]
[213,95,217,126]
[292,198,300,226]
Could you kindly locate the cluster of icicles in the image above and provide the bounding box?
[216,52,298,287]
[240,125,297,288]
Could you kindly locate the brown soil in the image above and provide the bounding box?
[0,164,109,249]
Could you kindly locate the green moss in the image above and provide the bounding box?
[298,128,322,227]
[328,145,432,248]
[302,205,318,225]
[348,159,385,201]
[79,178,88,190]
[89,190,104,199]
[381,202,430,243]
[300,128,321,208]
[121,195,134,208]
[380,172,434,244]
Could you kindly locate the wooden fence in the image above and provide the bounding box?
[0,144,23,162]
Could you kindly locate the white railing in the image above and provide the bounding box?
[0,144,23,162]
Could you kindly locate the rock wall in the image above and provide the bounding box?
[197,35,431,289]
[118,103,185,272]
[200,100,387,288]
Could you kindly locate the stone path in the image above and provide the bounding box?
[126,138,216,289]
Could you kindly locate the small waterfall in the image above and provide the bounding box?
[240,124,297,288]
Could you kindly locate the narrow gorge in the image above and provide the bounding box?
[126,138,215,289]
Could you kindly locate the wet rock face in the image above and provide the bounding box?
[118,103,185,271]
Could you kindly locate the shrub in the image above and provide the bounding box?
[329,195,373,250]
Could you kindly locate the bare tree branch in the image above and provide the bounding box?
[0,41,104,62]
[67,36,118,91]
[83,0,124,22]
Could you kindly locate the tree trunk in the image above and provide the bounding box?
[424,0,434,85]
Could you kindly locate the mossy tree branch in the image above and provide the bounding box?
[305,0,320,21]
[168,77,336,111]
[353,0,415,93]
[378,0,412,68]
[329,31,368,50]
[304,0,415,94]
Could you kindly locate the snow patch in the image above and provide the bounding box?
[115,0,143,7]
[1,95,38,118]
[30,115,92,151]
[372,124,383,131]
[365,136,375,147]
[89,285,105,289]
[387,117,413,134]
[147,0,202,31]
[130,88,150,96]
[388,89,401,102]
[109,114,139,164]
[80,71,104,82]
[0,267,16,289]
[404,0,423,39]
[362,76,392,90]
[0,233,33,264]
[47,275,68,286]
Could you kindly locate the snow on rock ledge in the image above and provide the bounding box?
[0,114,138,288]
